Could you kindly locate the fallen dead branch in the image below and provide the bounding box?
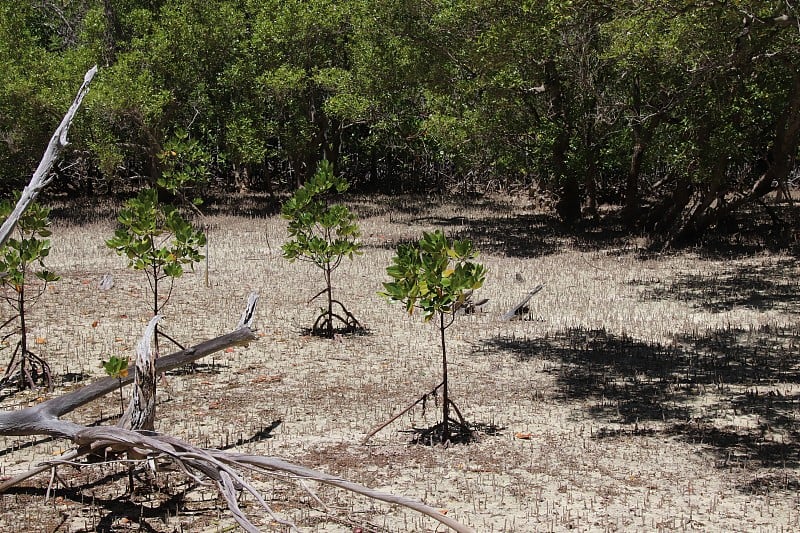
[361,381,445,445]
[500,284,544,321]
[0,293,474,532]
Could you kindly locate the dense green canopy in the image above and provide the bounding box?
[1,0,798,244]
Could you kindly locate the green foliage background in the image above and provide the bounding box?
[1,0,798,243]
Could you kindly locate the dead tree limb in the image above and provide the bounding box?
[0,324,258,438]
[118,315,160,431]
[453,289,489,316]
[361,381,444,445]
[0,65,98,248]
[500,284,544,321]
[236,291,259,329]
[0,294,474,532]
[57,426,475,533]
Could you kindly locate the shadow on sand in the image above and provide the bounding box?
[632,257,800,313]
[480,324,800,492]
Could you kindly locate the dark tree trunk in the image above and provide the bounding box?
[17,287,28,391]
[439,312,450,443]
[624,130,647,221]
[544,59,581,224]
[102,0,120,66]
[645,174,693,236]
[583,105,599,220]
[623,76,663,223]
[556,173,582,225]
[325,264,334,339]
[658,71,800,246]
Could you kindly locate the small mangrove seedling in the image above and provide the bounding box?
[281,160,363,338]
[378,230,486,444]
[106,188,206,351]
[102,355,129,417]
[0,196,59,391]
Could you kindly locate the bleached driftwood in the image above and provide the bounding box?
[236,291,259,329]
[0,299,258,490]
[117,315,161,431]
[57,426,475,533]
[0,66,98,248]
[0,322,258,439]
[98,273,114,290]
[500,284,544,321]
[0,295,473,533]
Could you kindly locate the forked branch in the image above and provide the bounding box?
[0,293,474,532]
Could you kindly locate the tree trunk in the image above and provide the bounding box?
[660,70,800,246]
[325,264,334,338]
[556,173,582,225]
[439,312,450,442]
[644,172,693,236]
[233,163,251,193]
[17,286,28,391]
[580,88,600,220]
[118,316,160,431]
[624,129,647,221]
[623,77,647,221]
[102,0,120,66]
[151,261,161,354]
[543,59,581,224]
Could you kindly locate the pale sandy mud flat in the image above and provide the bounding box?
[0,195,798,532]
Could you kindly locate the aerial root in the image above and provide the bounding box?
[0,345,53,391]
[311,299,364,337]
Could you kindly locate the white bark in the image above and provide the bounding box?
[0,65,98,247]
[118,315,161,430]
[236,291,259,329]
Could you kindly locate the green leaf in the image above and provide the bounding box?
[102,355,129,379]
[381,231,486,322]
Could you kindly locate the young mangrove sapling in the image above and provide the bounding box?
[281,160,363,337]
[378,230,486,444]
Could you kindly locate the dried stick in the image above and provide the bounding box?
[361,381,445,445]
[60,426,475,533]
[118,315,161,431]
[500,284,544,321]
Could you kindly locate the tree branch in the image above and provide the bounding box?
[0,322,258,438]
[0,66,98,247]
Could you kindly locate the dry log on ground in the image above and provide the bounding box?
[0,294,473,532]
[0,324,258,438]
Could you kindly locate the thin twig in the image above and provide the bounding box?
[361,381,445,445]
